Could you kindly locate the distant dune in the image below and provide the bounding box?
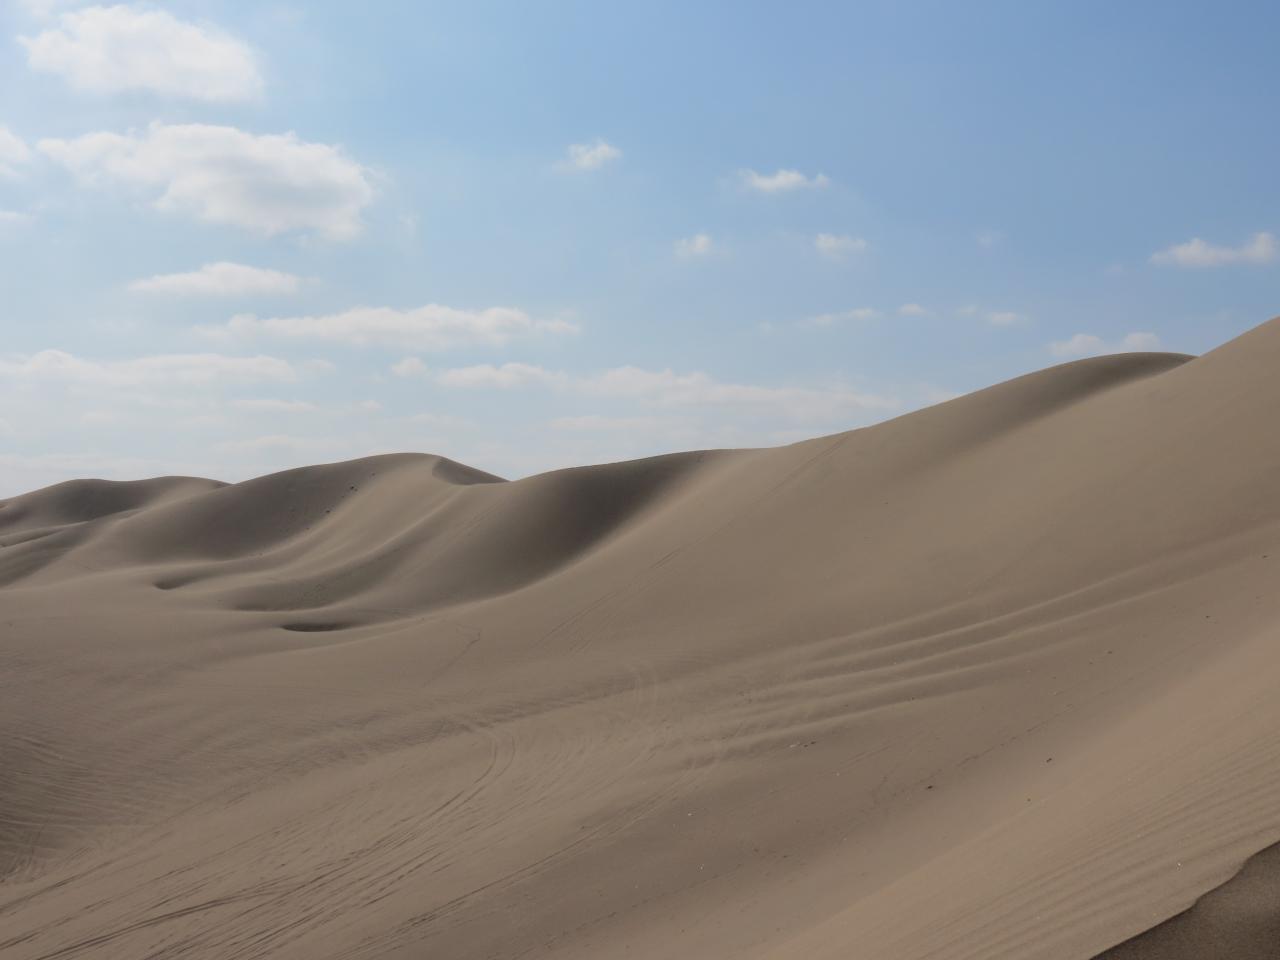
[3,319,1280,958]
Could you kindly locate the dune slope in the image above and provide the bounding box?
[3,320,1280,958]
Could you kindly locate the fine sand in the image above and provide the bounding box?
[3,318,1280,958]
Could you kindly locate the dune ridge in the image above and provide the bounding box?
[2,319,1280,958]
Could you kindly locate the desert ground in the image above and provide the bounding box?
[4,318,1280,959]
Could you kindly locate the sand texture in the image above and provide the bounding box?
[4,319,1280,958]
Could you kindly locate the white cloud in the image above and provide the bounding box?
[675,233,713,257]
[814,233,867,260]
[1150,232,1277,268]
[806,307,878,327]
[1049,331,1162,358]
[20,5,261,101]
[437,363,567,389]
[986,310,1023,326]
[0,126,32,178]
[975,229,1003,248]
[740,168,830,193]
[231,398,317,413]
[563,139,621,171]
[39,122,374,239]
[203,304,576,350]
[129,262,302,296]
[390,356,428,377]
[897,303,929,317]
[0,210,33,224]
[0,349,299,386]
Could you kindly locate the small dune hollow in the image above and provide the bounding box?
[278,621,353,633]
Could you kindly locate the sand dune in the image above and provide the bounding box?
[3,319,1280,958]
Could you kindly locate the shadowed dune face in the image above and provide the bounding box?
[1094,841,1280,959]
[3,320,1280,959]
[0,475,227,586]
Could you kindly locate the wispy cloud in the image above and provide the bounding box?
[956,305,1026,326]
[431,361,894,420]
[562,139,621,171]
[20,5,261,101]
[40,122,374,239]
[231,398,318,413]
[986,310,1023,326]
[201,304,576,350]
[0,126,32,178]
[740,168,830,193]
[0,350,300,386]
[549,415,671,432]
[1049,331,1161,358]
[406,411,468,428]
[675,233,713,257]
[216,434,328,454]
[436,363,567,389]
[897,303,929,317]
[1150,232,1277,268]
[129,262,302,296]
[805,308,878,327]
[814,233,867,260]
[581,366,894,419]
[390,357,428,377]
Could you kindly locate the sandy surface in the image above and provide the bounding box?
[3,318,1280,958]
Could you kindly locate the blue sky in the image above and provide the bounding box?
[1,0,1277,494]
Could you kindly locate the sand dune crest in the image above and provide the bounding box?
[3,320,1280,958]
